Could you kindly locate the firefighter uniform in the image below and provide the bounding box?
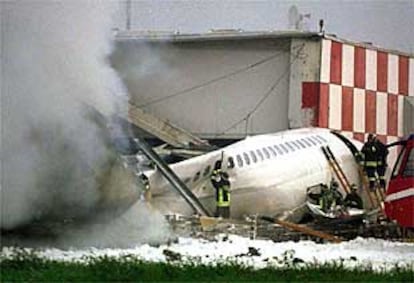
[361,134,378,190]
[375,138,389,190]
[211,169,231,218]
[319,188,332,213]
[344,184,363,209]
[319,180,342,213]
[331,182,343,206]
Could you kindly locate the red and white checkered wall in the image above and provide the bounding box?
[302,38,414,148]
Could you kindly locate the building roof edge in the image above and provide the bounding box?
[114,29,413,57]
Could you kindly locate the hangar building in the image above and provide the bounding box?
[111,30,414,157]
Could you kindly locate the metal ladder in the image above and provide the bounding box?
[322,146,383,211]
[321,146,351,195]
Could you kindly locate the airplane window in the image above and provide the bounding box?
[316,136,323,143]
[280,144,289,153]
[316,135,327,143]
[256,149,264,161]
[310,136,321,145]
[285,142,295,151]
[292,141,301,150]
[250,151,258,163]
[183,177,191,184]
[301,138,311,147]
[311,136,322,144]
[307,137,317,145]
[243,152,251,165]
[273,145,282,155]
[203,165,211,177]
[227,157,235,169]
[236,155,243,167]
[262,148,270,159]
[268,146,277,156]
[193,171,201,182]
[297,140,306,148]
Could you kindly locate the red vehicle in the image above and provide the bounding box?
[384,134,414,229]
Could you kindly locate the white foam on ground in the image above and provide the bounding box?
[2,235,414,271]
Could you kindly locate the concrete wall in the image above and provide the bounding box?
[288,38,321,129]
[111,38,292,139]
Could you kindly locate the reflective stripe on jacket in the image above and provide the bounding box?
[365,161,377,167]
[361,142,378,168]
[217,185,230,207]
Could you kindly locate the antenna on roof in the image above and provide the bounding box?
[288,5,311,31]
[288,5,299,30]
[319,19,325,34]
[126,0,131,30]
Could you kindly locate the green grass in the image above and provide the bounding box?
[1,250,413,282]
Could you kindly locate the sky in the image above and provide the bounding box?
[115,0,414,54]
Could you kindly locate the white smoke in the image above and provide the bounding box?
[0,0,170,246]
[58,202,172,249]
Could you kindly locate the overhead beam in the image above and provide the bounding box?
[128,102,210,149]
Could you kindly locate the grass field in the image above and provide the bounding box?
[1,251,413,282]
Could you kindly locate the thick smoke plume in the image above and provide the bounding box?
[0,1,170,246]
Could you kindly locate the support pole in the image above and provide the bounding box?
[134,137,211,217]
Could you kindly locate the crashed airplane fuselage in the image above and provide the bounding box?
[144,128,363,219]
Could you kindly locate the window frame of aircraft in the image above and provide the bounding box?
[191,135,328,182]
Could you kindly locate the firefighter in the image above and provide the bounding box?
[319,184,333,213]
[138,173,151,201]
[330,180,343,207]
[375,137,389,190]
[307,183,328,203]
[210,161,231,218]
[361,133,378,190]
[344,184,364,209]
[319,180,343,213]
